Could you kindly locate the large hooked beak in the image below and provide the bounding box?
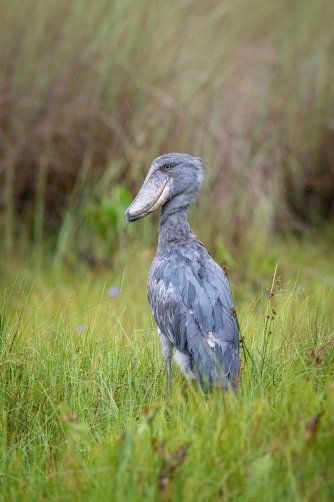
[124,170,173,223]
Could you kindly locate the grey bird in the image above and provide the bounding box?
[124,153,239,394]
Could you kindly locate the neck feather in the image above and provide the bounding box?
[158,203,192,248]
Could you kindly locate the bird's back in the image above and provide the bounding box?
[148,236,239,391]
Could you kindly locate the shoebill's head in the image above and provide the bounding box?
[124,153,205,223]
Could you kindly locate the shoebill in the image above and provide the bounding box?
[124,153,239,395]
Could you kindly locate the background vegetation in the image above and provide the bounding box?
[0,0,334,500]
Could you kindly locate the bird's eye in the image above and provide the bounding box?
[164,165,171,171]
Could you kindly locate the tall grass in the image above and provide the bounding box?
[1,0,334,260]
[0,272,333,501]
[1,3,334,498]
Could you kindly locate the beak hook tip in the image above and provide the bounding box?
[124,211,130,224]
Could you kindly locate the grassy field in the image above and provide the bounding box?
[1,0,334,499]
[1,237,334,501]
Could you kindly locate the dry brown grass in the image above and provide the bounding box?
[0,0,334,255]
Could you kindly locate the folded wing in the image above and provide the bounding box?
[148,244,239,391]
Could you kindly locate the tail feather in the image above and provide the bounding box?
[190,340,239,393]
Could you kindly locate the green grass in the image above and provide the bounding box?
[1,0,334,498]
[1,244,334,501]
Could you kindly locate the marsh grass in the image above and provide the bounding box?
[1,1,334,498]
[0,265,333,501]
[1,0,334,259]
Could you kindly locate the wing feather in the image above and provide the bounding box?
[148,244,239,391]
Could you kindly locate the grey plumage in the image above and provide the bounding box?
[125,153,239,393]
